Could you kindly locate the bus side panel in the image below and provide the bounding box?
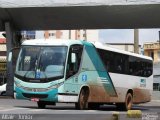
[133,88,151,103]
[78,42,117,103]
[78,48,110,103]
[133,75,153,103]
[109,73,153,103]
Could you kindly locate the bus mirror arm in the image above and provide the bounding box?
[68,70,74,77]
[71,53,76,63]
[8,52,12,62]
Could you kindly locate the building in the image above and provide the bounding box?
[0,32,7,85]
[21,31,36,40]
[0,38,6,55]
[143,42,160,91]
[22,30,99,42]
[153,62,160,91]
[0,33,6,59]
[144,42,160,63]
[43,29,99,42]
[107,43,142,54]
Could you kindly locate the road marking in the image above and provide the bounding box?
[0,107,30,112]
[83,110,97,112]
[0,108,21,112]
[60,110,71,111]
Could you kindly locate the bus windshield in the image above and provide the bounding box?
[15,46,68,80]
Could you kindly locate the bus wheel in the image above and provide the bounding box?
[37,101,46,109]
[76,88,89,110]
[125,93,133,110]
[116,93,133,111]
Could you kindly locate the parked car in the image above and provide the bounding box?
[0,84,6,96]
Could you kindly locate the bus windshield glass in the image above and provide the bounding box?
[15,46,67,79]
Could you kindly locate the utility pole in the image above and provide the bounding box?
[5,22,14,97]
[134,29,139,54]
[69,30,71,39]
[84,29,87,41]
[159,31,160,43]
[158,31,160,50]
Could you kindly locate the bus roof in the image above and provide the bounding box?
[22,39,152,61]
[92,42,152,61]
[22,39,83,46]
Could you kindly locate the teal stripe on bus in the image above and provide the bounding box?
[81,41,117,97]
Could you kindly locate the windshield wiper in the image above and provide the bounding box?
[23,54,38,80]
[36,48,48,81]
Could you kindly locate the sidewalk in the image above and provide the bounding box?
[136,100,160,107]
[0,95,13,99]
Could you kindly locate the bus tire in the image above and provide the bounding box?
[116,93,133,111]
[76,88,89,110]
[37,101,46,109]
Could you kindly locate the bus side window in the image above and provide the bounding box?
[66,45,83,79]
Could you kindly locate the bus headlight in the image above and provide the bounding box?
[14,81,22,88]
[47,82,64,90]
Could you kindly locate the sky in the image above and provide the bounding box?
[99,29,160,45]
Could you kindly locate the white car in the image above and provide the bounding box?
[0,84,6,96]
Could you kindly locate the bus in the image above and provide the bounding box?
[14,39,153,110]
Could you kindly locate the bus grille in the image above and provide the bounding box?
[22,93,48,99]
[22,87,49,92]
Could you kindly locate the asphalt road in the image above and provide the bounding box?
[0,98,159,120]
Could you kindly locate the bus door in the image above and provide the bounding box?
[65,45,83,94]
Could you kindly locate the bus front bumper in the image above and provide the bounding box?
[15,87,58,102]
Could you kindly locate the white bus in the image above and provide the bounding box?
[14,39,153,110]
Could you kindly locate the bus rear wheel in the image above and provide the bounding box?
[125,93,133,110]
[76,88,89,110]
[116,93,133,111]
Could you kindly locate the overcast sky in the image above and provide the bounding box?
[99,29,160,45]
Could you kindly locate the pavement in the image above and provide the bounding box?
[0,96,13,99]
[0,98,159,120]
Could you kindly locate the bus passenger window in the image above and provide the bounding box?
[117,65,122,72]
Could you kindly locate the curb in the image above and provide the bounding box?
[111,110,142,120]
[127,110,142,118]
[151,100,160,102]
[0,96,13,99]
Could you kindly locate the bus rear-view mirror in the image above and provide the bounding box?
[8,52,12,62]
[71,53,76,63]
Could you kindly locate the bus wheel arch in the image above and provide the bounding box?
[127,89,133,96]
[75,86,90,110]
